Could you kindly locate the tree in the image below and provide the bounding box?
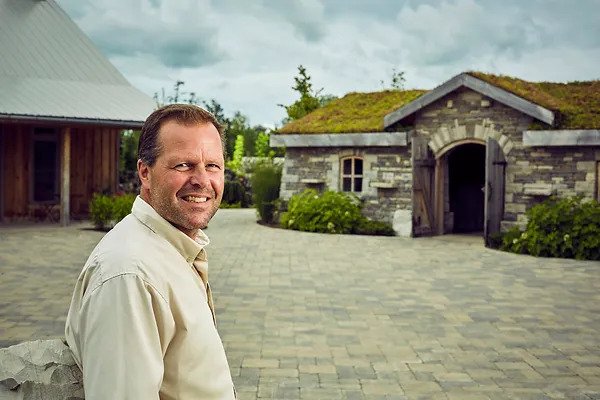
[280,65,336,123]
[380,68,406,91]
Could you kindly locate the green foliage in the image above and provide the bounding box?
[355,219,396,236]
[280,65,337,123]
[227,135,245,174]
[280,189,394,236]
[380,68,406,91]
[469,72,600,129]
[119,130,141,192]
[251,161,282,223]
[277,90,426,134]
[499,197,600,260]
[222,177,252,208]
[89,193,135,230]
[89,194,113,230]
[254,132,274,158]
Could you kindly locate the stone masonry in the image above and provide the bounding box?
[280,87,599,236]
[395,86,600,231]
[279,146,413,231]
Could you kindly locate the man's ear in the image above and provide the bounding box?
[137,159,151,190]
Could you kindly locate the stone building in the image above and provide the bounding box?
[271,72,600,240]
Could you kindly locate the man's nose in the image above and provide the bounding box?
[189,166,210,187]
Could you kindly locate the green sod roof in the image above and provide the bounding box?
[278,73,600,134]
[278,90,426,134]
[468,72,600,129]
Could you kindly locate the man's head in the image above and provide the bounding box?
[137,104,226,238]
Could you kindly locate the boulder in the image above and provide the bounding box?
[0,339,83,400]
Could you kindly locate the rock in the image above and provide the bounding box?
[0,339,83,400]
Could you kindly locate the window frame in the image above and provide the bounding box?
[340,156,364,193]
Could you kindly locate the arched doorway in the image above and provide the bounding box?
[447,143,485,233]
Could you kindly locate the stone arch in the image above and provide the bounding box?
[427,118,514,157]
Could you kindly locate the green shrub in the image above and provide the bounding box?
[281,189,396,235]
[499,226,528,254]
[89,193,135,230]
[223,180,245,205]
[355,219,396,236]
[112,194,136,222]
[279,190,347,233]
[89,194,114,230]
[251,161,282,223]
[499,196,600,260]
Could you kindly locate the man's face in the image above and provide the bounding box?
[138,120,225,238]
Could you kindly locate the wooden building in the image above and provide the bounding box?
[0,0,155,224]
[272,72,600,241]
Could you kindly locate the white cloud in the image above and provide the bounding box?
[56,0,600,126]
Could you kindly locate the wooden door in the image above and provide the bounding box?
[412,136,435,236]
[484,137,506,243]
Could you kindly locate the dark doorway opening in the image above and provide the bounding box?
[448,143,485,233]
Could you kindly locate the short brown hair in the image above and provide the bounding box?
[138,104,226,166]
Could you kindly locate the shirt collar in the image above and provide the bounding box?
[131,196,210,263]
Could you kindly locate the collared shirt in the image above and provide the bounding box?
[65,196,235,400]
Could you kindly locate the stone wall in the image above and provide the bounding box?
[280,146,413,234]
[399,86,600,231]
[0,339,83,399]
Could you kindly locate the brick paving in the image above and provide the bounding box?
[1,209,600,399]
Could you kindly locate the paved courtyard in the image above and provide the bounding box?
[1,208,599,399]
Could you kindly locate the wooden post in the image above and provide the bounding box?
[435,157,444,235]
[60,127,71,226]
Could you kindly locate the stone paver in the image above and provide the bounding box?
[1,209,600,399]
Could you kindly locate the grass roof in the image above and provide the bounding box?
[277,90,426,134]
[278,72,600,134]
[468,72,600,129]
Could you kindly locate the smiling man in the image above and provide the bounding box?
[65,104,236,399]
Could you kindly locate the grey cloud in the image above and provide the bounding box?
[57,0,226,69]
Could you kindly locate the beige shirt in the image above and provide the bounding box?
[65,196,235,400]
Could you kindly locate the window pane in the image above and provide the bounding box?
[354,177,363,192]
[342,177,351,192]
[343,159,352,175]
[34,140,57,202]
[355,159,363,175]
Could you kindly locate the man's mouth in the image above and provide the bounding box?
[182,195,208,203]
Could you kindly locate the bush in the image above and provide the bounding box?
[251,161,282,223]
[89,194,113,230]
[89,193,135,230]
[280,189,395,235]
[355,219,396,236]
[499,196,600,260]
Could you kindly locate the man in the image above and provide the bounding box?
[65,104,236,399]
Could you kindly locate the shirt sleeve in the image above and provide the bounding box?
[76,273,175,400]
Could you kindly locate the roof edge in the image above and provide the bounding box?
[0,114,144,129]
[523,129,600,146]
[270,131,409,148]
[384,73,555,128]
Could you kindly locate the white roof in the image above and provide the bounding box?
[0,0,155,127]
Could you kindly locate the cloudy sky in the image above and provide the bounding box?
[56,0,600,128]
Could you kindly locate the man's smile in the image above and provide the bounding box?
[182,195,209,203]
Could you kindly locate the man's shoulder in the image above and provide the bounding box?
[85,214,181,285]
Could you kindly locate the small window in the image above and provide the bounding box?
[341,157,363,193]
[32,128,59,203]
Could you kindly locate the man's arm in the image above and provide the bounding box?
[76,273,174,400]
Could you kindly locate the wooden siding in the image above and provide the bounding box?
[70,126,119,216]
[0,123,120,220]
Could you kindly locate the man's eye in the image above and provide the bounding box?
[174,163,191,171]
[207,163,222,171]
